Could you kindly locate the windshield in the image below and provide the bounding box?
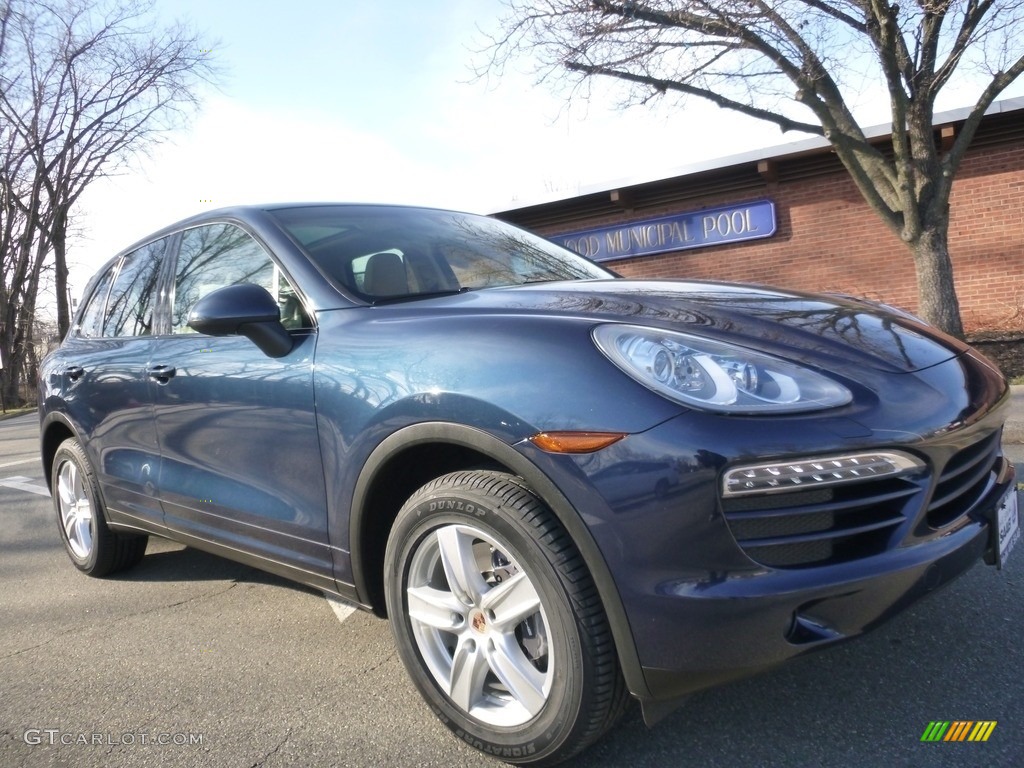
[267,205,615,302]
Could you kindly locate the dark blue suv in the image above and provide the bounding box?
[39,204,1018,765]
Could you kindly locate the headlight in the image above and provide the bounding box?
[592,324,852,414]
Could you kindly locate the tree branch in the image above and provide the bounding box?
[566,59,823,134]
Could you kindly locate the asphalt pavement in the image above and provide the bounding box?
[1,390,1022,767]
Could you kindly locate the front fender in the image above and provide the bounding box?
[347,420,653,702]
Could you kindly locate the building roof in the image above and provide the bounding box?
[494,96,1024,230]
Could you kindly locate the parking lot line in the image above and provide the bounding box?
[0,476,50,497]
[0,457,41,469]
[324,593,357,623]
[1,464,361,628]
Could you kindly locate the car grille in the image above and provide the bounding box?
[926,430,1002,528]
[721,431,1003,569]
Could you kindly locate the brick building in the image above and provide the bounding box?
[494,98,1024,371]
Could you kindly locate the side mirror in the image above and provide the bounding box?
[187,283,293,358]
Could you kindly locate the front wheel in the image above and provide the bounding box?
[384,471,627,765]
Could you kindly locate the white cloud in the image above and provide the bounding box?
[70,96,445,293]
[64,80,802,298]
[64,0,1024,302]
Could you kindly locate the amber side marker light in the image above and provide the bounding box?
[529,432,627,454]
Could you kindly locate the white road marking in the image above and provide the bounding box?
[0,476,50,497]
[0,457,41,469]
[324,593,357,623]
[1,466,362,623]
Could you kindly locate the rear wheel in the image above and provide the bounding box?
[384,470,628,765]
[52,437,148,576]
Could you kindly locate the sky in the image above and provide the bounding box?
[66,0,1023,303]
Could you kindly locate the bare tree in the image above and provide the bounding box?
[0,0,217,406]
[481,1,1024,338]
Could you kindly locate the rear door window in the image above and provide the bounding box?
[101,239,167,337]
[75,265,118,338]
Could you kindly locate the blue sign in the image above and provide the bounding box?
[552,200,776,263]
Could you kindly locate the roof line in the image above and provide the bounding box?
[493,95,1024,214]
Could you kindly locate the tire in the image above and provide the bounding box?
[52,437,148,577]
[384,470,629,766]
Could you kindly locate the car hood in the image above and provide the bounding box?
[434,279,968,375]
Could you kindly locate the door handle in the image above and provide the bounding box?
[65,366,85,381]
[148,365,176,384]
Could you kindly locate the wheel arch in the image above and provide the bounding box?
[40,412,80,493]
[349,421,651,701]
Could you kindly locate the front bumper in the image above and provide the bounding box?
[638,455,1014,700]
[566,348,1014,702]
[516,347,1013,709]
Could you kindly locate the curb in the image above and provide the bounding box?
[0,409,35,422]
[1005,385,1024,446]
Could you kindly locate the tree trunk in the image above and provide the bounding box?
[53,206,71,339]
[911,226,965,340]
[1,332,26,408]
